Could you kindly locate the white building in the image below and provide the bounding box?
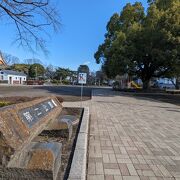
[0,70,27,85]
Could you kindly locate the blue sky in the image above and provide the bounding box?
[0,0,148,72]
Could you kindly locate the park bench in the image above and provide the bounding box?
[0,96,78,180]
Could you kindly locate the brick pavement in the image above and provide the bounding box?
[64,88,180,180]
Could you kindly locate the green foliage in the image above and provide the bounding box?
[51,79,60,84]
[54,67,72,81]
[62,79,71,85]
[77,65,90,74]
[29,63,45,79]
[96,70,107,84]
[77,65,90,83]
[10,64,30,74]
[0,101,11,107]
[95,0,180,89]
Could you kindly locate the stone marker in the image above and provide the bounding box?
[0,96,63,180]
[17,142,62,180]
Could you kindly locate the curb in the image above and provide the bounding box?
[68,107,89,180]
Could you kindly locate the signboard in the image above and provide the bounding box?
[19,99,57,128]
[78,73,87,84]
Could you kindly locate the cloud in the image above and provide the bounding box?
[83,61,90,65]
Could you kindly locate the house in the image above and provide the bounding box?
[0,70,27,85]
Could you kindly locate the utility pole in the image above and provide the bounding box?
[35,66,38,80]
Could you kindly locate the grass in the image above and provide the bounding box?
[0,101,12,107]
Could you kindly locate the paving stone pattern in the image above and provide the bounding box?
[88,89,180,180]
[64,89,180,180]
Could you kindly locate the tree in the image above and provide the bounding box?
[24,58,43,65]
[0,0,60,53]
[54,67,71,82]
[166,61,180,89]
[78,65,90,75]
[77,65,90,74]
[77,65,90,84]
[9,64,30,75]
[29,63,45,79]
[88,71,96,85]
[96,70,107,85]
[45,64,55,79]
[95,1,180,89]
[1,52,20,65]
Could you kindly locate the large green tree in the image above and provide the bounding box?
[77,65,90,75]
[95,0,180,89]
[54,67,71,82]
[29,63,45,79]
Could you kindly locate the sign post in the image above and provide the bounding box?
[78,73,87,107]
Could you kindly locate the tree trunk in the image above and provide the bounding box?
[175,77,180,89]
[142,79,151,90]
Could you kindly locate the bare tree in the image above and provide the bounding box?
[2,52,20,65]
[45,64,55,79]
[23,58,43,65]
[0,0,60,54]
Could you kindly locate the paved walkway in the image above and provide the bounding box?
[65,88,180,180]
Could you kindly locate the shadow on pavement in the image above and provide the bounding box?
[93,88,180,107]
[32,85,102,97]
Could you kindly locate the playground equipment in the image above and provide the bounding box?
[130,81,142,89]
[113,74,142,90]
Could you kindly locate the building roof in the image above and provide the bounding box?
[0,70,27,76]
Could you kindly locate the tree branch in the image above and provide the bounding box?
[0,0,60,54]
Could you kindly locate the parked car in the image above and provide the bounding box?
[158,83,175,89]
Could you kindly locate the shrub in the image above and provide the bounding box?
[0,101,12,107]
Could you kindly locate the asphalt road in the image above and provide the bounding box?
[0,85,179,105]
[0,85,97,101]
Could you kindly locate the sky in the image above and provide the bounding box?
[0,0,148,72]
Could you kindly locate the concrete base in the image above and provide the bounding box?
[45,115,79,140]
[8,142,62,180]
[68,107,89,180]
